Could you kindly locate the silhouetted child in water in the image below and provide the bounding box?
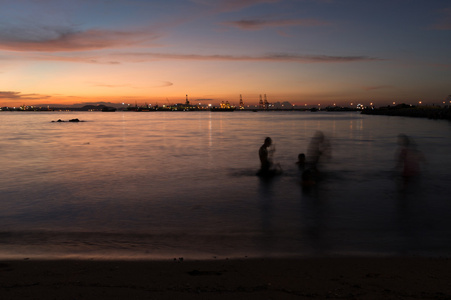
[257,137,282,177]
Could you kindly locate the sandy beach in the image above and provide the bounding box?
[1,256,450,299]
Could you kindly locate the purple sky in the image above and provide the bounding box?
[1,0,450,107]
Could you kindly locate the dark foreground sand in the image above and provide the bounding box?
[1,257,450,299]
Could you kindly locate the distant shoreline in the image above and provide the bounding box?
[0,105,359,112]
[3,104,451,121]
[361,104,451,120]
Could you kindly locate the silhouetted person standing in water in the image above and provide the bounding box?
[259,137,273,173]
[257,137,281,177]
[306,131,330,170]
[395,134,426,187]
[302,131,330,186]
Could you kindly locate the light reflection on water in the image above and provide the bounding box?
[0,111,451,259]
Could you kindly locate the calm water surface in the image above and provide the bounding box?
[1,111,450,259]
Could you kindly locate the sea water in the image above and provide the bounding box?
[1,111,450,259]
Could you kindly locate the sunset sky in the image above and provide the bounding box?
[1,0,450,107]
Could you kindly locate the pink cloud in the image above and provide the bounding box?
[0,26,159,52]
[120,52,381,63]
[0,91,51,101]
[154,81,174,88]
[30,54,121,64]
[7,49,381,65]
[0,91,22,99]
[223,18,330,30]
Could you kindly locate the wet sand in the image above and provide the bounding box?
[1,256,450,299]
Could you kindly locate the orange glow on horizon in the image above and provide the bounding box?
[1,1,449,109]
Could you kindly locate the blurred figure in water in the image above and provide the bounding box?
[306,131,331,169]
[296,153,306,170]
[395,134,426,186]
[257,137,282,177]
[302,131,331,187]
